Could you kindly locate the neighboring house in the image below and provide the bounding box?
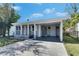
[75,23,79,32]
[12,18,64,41]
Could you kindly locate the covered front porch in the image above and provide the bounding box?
[14,19,63,42]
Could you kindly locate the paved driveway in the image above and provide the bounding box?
[0,39,68,56]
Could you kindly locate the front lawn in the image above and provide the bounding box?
[64,34,79,56]
[0,37,24,47]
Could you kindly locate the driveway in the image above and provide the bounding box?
[0,39,68,56]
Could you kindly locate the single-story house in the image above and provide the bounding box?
[12,18,64,41]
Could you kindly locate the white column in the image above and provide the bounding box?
[38,25,41,37]
[27,24,29,38]
[34,24,37,39]
[60,21,63,41]
[15,26,17,36]
[30,25,32,35]
[24,26,26,37]
[20,25,22,36]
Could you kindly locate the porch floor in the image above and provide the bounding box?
[33,36,60,42]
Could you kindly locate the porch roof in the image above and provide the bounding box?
[27,18,63,24]
[13,18,66,26]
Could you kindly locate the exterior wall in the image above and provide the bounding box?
[41,26,47,36]
[14,25,21,37]
[75,23,79,31]
[41,25,58,36]
[14,25,27,38]
[13,22,62,41]
[9,26,16,36]
[47,26,56,36]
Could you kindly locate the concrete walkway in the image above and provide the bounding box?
[0,40,68,56]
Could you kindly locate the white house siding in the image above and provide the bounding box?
[12,19,63,41]
[9,26,16,36]
[41,26,47,36]
[75,23,79,31]
[41,25,57,36]
[47,26,56,36]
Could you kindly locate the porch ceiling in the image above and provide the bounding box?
[40,22,60,26]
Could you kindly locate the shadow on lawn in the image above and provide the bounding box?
[64,34,79,44]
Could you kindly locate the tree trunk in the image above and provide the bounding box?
[2,22,6,37]
[7,28,10,37]
[3,28,6,37]
[2,24,5,37]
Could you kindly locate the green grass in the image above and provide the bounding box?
[64,34,79,56]
[65,43,79,56]
[0,37,24,47]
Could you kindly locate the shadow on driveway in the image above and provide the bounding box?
[33,36,60,42]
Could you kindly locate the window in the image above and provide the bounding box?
[56,26,59,29]
[16,26,21,30]
[22,26,25,35]
[16,26,18,30]
[16,31,20,35]
[22,26,24,30]
[18,26,21,30]
[16,26,21,35]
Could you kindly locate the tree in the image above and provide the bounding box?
[7,13,20,37]
[64,3,79,39]
[64,4,79,31]
[0,3,20,37]
[0,4,9,37]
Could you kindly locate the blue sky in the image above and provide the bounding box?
[14,3,68,23]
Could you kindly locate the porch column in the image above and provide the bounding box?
[24,26,26,37]
[27,24,29,38]
[15,26,17,36]
[60,21,63,41]
[34,24,37,39]
[30,25,32,32]
[20,25,22,36]
[38,24,41,37]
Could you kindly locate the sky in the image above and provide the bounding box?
[14,3,68,23]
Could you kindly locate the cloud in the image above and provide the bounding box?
[56,12,68,17]
[12,6,21,11]
[34,3,42,5]
[28,8,68,20]
[43,8,55,14]
[43,8,68,17]
[30,13,44,18]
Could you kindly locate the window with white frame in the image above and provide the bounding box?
[16,26,20,35]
